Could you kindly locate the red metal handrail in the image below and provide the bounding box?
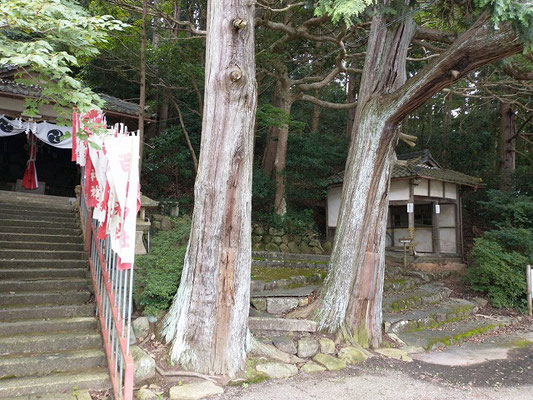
[79,172,134,400]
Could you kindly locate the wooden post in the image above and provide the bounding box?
[432,200,440,255]
[455,197,462,257]
[527,264,532,318]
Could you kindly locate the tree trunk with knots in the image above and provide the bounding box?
[161,0,257,377]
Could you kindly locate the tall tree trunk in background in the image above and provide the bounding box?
[261,80,282,176]
[318,10,521,347]
[310,90,321,133]
[499,102,516,191]
[158,87,170,134]
[345,72,358,137]
[273,75,293,216]
[138,0,148,170]
[162,0,257,377]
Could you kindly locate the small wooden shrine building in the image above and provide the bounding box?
[326,150,482,257]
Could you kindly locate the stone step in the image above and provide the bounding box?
[253,251,330,263]
[0,259,87,269]
[0,268,86,280]
[0,191,74,210]
[0,290,90,306]
[0,249,86,260]
[0,349,106,379]
[396,315,516,350]
[0,232,82,244]
[249,317,317,334]
[0,225,81,235]
[0,331,102,356]
[0,241,84,251]
[0,209,76,222]
[0,219,78,229]
[0,278,88,293]
[382,283,452,313]
[252,285,319,298]
[0,304,94,322]
[252,260,328,269]
[0,370,110,399]
[384,297,479,333]
[0,317,97,336]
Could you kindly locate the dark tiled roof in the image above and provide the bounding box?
[327,151,482,187]
[0,79,139,117]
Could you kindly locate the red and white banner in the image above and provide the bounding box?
[72,111,140,270]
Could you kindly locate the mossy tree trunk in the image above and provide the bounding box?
[318,10,522,348]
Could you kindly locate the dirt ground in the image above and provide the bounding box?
[217,346,533,400]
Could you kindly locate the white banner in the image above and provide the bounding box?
[0,115,72,149]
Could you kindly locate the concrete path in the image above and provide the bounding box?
[412,330,533,367]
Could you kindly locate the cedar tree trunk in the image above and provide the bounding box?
[499,102,516,191]
[273,76,293,216]
[161,0,257,377]
[318,10,522,347]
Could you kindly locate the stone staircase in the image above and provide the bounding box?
[250,251,516,351]
[0,191,109,399]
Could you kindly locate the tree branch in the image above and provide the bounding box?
[299,94,357,109]
[387,16,522,124]
[503,63,533,80]
[414,27,456,44]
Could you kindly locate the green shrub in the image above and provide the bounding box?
[467,237,528,311]
[134,217,191,316]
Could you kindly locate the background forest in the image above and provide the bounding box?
[77,0,532,312]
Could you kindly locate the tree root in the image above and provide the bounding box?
[155,365,218,383]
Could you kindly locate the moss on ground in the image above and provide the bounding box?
[251,266,327,282]
[425,323,503,350]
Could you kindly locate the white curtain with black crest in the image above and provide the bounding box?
[0,115,72,149]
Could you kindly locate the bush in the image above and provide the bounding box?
[134,217,191,316]
[467,238,528,311]
[466,190,533,312]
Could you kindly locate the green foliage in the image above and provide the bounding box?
[467,190,533,312]
[0,0,126,120]
[134,217,191,316]
[467,237,528,311]
[142,125,199,208]
[316,0,375,24]
[260,208,317,235]
[476,0,533,51]
[478,190,533,229]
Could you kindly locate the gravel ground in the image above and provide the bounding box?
[217,346,533,400]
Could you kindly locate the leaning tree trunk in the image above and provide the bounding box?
[161,0,257,377]
[317,11,416,347]
[318,9,522,348]
[499,102,516,191]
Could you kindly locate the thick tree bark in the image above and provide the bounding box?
[161,0,257,377]
[273,76,292,216]
[318,11,522,347]
[318,11,416,347]
[499,102,516,191]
